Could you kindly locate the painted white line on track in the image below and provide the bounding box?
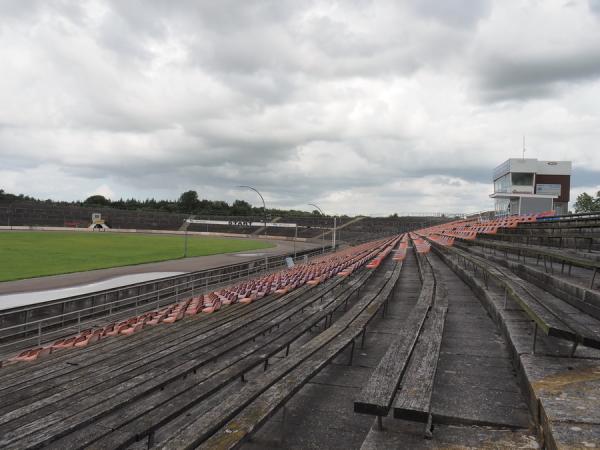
[0,272,186,310]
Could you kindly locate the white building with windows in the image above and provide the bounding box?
[491,158,571,216]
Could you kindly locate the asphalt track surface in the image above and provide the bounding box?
[0,239,321,295]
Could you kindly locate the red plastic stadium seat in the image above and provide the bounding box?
[120,321,144,336]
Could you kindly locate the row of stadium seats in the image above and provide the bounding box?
[410,233,431,253]
[414,211,556,244]
[6,237,395,365]
[392,234,410,261]
[366,235,403,268]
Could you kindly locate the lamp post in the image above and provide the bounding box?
[309,203,335,253]
[236,185,266,235]
[333,216,337,250]
[183,215,192,258]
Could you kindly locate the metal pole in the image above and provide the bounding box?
[308,203,326,254]
[183,216,191,258]
[237,185,266,235]
[294,225,297,258]
[184,229,189,258]
[333,216,337,250]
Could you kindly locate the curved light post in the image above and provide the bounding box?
[309,203,336,253]
[183,214,192,258]
[308,203,326,254]
[236,185,267,235]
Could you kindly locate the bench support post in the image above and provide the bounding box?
[424,413,433,439]
[377,416,383,431]
[361,326,367,349]
[280,405,287,445]
[503,287,508,310]
[348,340,355,366]
[590,268,597,290]
[147,431,155,448]
[570,341,579,358]
[532,322,538,355]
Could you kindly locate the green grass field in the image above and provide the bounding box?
[0,232,275,282]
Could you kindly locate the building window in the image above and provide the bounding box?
[495,198,510,215]
[512,172,534,186]
[494,174,511,193]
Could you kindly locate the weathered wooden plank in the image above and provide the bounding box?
[469,238,600,270]
[1,267,372,448]
[161,260,404,450]
[0,278,340,420]
[197,326,364,450]
[0,277,324,391]
[45,270,376,449]
[354,250,434,417]
[393,305,447,422]
[466,245,600,347]
[353,302,430,417]
[452,247,577,342]
[0,278,312,381]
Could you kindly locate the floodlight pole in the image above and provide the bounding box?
[183,216,192,258]
[308,203,329,254]
[333,216,337,251]
[237,185,266,235]
[294,225,298,258]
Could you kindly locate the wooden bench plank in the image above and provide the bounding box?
[450,246,576,342]
[44,271,377,449]
[462,247,600,350]
[161,260,404,450]
[354,252,434,417]
[152,260,401,449]
[392,305,447,422]
[1,266,378,448]
[0,279,339,413]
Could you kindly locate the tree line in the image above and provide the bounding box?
[0,189,332,217]
[574,191,600,213]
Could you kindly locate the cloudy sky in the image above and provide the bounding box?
[1,0,599,215]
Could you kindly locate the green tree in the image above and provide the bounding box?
[84,194,111,206]
[231,199,253,215]
[574,191,600,213]
[178,190,199,213]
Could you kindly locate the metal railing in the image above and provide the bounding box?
[0,247,329,358]
[535,211,600,223]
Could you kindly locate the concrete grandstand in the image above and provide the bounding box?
[0,205,599,449]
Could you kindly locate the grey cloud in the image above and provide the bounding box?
[2,1,600,215]
[0,0,85,24]
[476,49,600,102]
[571,167,600,187]
[410,0,492,28]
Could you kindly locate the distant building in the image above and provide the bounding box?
[491,158,571,216]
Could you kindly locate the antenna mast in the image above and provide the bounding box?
[522,135,526,159]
